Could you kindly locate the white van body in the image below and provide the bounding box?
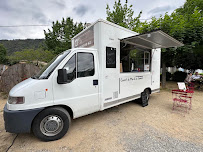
[71,20,161,116]
[4,19,183,140]
[7,19,160,116]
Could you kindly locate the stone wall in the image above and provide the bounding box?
[0,64,40,93]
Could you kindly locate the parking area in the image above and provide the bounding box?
[0,82,203,152]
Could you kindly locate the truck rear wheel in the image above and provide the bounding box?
[141,90,150,107]
[32,107,71,141]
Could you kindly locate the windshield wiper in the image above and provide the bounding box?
[31,75,38,79]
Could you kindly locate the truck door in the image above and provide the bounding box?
[53,50,99,118]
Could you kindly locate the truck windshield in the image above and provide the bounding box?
[32,50,71,79]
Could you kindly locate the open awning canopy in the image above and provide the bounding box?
[120,30,184,50]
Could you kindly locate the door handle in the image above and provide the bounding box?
[93,80,98,85]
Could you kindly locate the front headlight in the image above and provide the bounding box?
[8,96,25,104]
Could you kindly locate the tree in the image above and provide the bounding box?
[176,0,203,16]
[106,0,142,31]
[8,49,55,65]
[137,0,203,87]
[44,17,84,55]
[174,3,203,71]
[0,44,7,64]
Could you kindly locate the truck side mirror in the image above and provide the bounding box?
[57,69,68,84]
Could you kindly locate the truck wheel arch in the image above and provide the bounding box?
[145,88,151,94]
[31,105,74,132]
[45,105,74,119]
[58,105,74,119]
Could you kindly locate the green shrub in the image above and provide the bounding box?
[172,71,187,82]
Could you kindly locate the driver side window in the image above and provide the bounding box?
[63,54,76,82]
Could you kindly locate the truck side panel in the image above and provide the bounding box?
[99,22,136,109]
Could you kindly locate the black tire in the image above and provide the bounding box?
[32,107,71,141]
[145,89,150,100]
[141,90,150,107]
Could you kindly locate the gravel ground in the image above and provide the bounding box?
[121,123,203,152]
[0,82,203,152]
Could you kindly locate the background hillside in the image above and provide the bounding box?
[0,39,45,55]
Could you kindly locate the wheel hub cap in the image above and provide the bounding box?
[40,115,63,136]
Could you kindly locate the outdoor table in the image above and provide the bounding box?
[192,78,203,89]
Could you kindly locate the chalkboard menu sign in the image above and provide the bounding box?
[106,47,116,68]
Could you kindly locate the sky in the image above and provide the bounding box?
[0,0,186,40]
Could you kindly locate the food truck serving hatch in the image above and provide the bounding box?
[120,30,184,49]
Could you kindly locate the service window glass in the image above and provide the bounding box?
[144,52,150,64]
[63,54,76,82]
[77,53,94,78]
[130,50,145,72]
[120,42,151,72]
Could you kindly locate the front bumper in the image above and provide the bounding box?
[3,104,44,133]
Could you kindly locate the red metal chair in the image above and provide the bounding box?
[186,82,195,92]
[172,89,194,115]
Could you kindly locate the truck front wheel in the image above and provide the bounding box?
[32,107,71,141]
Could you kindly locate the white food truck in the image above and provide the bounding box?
[4,19,183,141]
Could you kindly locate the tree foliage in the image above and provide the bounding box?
[0,39,45,55]
[106,0,142,31]
[137,0,203,70]
[174,1,203,70]
[8,49,55,64]
[176,0,203,16]
[44,17,84,55]
[0,44,7,64]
